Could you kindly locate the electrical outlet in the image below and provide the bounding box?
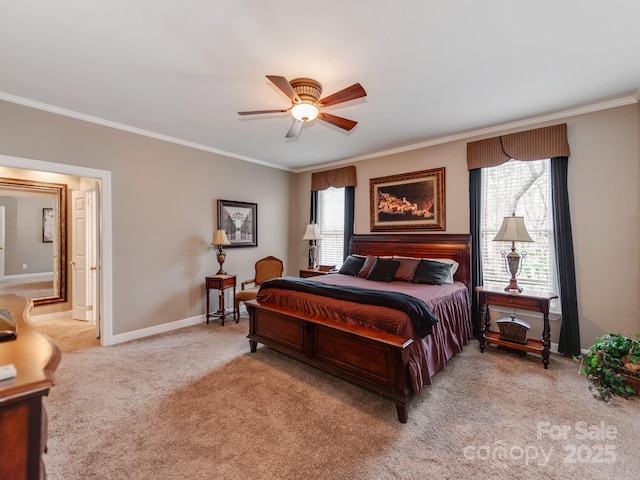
[22,264,27,270]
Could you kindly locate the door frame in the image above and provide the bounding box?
[0,154,113,346]
[0,206,4,280]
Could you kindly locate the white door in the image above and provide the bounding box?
[87,182,101,338]
[71,191,89,320]
[0,206,5,280]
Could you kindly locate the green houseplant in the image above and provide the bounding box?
[578,333,640,401]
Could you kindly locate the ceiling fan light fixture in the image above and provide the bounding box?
[238,75,366,137]
[291,103,319,122]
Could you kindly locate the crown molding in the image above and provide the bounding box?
[1,90,636,175]
[0,92,293,172]
[294,93,639,173]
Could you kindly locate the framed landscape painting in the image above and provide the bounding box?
[369,167,445,231]
[217,200,257,247]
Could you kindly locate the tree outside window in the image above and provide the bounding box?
[480,158,559,308]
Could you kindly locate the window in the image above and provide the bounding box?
[480,159,559,307]
[317,186,345,267]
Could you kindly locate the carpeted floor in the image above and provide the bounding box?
[0,277,54,299]
[36,316,639,480]
[35,316,99,351]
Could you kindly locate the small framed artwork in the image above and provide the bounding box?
[42,208,54,243]
[370,167,445,231]
[217,200,257,247]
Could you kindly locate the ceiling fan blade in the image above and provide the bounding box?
[266,75,301,103]
[285,120,303,138]
[318,112,358,131]
[238,108,290,115]
[318,83,366,107]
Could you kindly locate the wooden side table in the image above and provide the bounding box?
[205,274,236,326]
[0,294,61,480]
[299,269,334,278]
[476,286,558,368]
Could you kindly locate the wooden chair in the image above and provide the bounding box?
[235,256,284,321]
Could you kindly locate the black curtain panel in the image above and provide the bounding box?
[551,156,581,356]
[310,190,318,223]
[343,186,355,260]
[469,168,482,338]
[309,191,319,266]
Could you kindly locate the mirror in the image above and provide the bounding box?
[0,177,67,306]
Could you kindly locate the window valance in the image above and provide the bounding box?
[466,123,570,170]
[311,165,357,191]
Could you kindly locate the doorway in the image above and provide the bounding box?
[0,206,4,280]
[71,185,100,329]
[0,154,113,345]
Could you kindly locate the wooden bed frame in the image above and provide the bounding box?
[246,233,471,423]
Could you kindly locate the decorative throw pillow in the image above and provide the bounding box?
[425,258,459,283]
[366,258,401,282]
[338,255,366,276]
[413,259,452,285]
[392,257,421,282]
[357,255,377,278]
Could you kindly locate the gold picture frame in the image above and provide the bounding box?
[370,167,445,231]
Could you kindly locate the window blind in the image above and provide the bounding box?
[317,187,345,267]
[480,159,559,302]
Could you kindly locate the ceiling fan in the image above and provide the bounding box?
[238,75,367,138]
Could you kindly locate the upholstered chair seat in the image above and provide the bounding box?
[235,256,284,320]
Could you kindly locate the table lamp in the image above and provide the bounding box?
[211,229,231,275]
[493,213,533,292]
[302,223,322,270]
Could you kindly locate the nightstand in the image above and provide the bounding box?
[476,286,558,368]
[205,274,236,326]
[299,268,334,278]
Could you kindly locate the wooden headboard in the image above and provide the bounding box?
[349,234,472,288]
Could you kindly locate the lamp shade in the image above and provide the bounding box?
[212,229,231,246]
[493,214,533,243]
[302,223,322,240]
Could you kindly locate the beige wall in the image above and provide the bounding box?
[0,100,292,336]
[1,99,637,348]
[566,105,638,347]
[292,103,639,349]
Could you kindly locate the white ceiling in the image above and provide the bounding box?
[1,1,639,172]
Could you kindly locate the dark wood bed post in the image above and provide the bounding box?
[396,405,408,424]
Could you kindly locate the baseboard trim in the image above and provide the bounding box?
[3,272,54,280]
[106,315,205,346]
[30,310,74,323]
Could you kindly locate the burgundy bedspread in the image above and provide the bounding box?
[256,273,472,393]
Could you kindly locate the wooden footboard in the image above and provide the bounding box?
[246,233,471,423]
[246,299,415,423]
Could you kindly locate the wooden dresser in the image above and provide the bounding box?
[0,294,61,480]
